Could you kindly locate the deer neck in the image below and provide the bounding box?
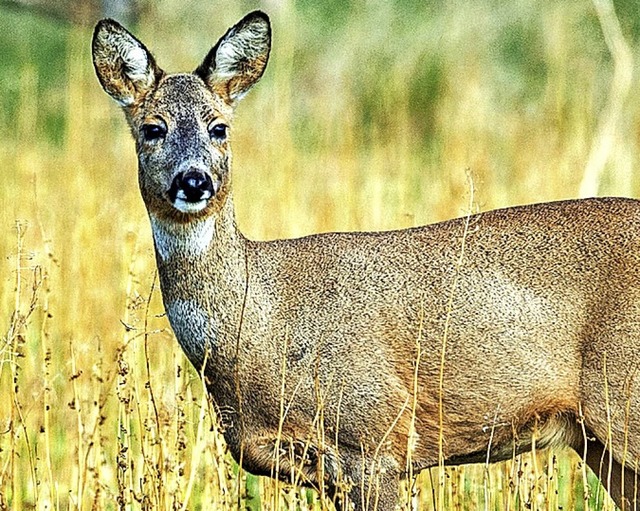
[148,195,248,372]
[149,196,244,263]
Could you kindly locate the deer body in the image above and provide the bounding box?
[93,12,640,510]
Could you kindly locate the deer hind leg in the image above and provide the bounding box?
[580,376,640,510]
[580,434,639,510]
[580,323,640,510]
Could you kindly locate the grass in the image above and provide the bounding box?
[0,0,639,509]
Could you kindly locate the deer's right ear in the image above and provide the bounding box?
[92,19,163,107]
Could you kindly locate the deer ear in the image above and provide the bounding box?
[195,11,271,105]
[92,19,163,107]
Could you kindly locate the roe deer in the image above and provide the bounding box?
[92,11,640,511]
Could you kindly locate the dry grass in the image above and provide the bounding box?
[0,0,639,509]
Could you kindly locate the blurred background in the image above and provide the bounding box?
[0,0,639,509]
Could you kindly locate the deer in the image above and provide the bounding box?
[92,10,640,511]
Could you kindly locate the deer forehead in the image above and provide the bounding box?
[139,74,232,123]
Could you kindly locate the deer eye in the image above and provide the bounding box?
[141,123,166,141]
[209,123,227,141]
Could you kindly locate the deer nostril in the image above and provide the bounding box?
[183,171,207,192]
[169,170,215,204]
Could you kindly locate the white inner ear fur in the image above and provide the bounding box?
[214,40,245,78]
[123,44,154,84]
[214,22,269,78]
[111,40,155,106]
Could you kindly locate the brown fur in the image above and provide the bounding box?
[93,11,640,510]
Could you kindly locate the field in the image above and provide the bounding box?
[1,0,639,509]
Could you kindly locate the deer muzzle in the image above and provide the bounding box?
[168,169,221,213]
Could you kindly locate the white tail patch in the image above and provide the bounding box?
[149,214,215,261]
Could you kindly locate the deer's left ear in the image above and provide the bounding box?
[195,11,271,106]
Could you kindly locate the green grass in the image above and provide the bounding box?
[0,0,638,509]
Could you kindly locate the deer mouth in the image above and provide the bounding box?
[167,170,221,213]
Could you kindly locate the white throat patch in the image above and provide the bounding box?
[149,214,215,261]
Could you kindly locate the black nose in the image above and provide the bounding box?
[169,170,214,203]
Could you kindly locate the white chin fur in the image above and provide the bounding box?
[173,198,208,213]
